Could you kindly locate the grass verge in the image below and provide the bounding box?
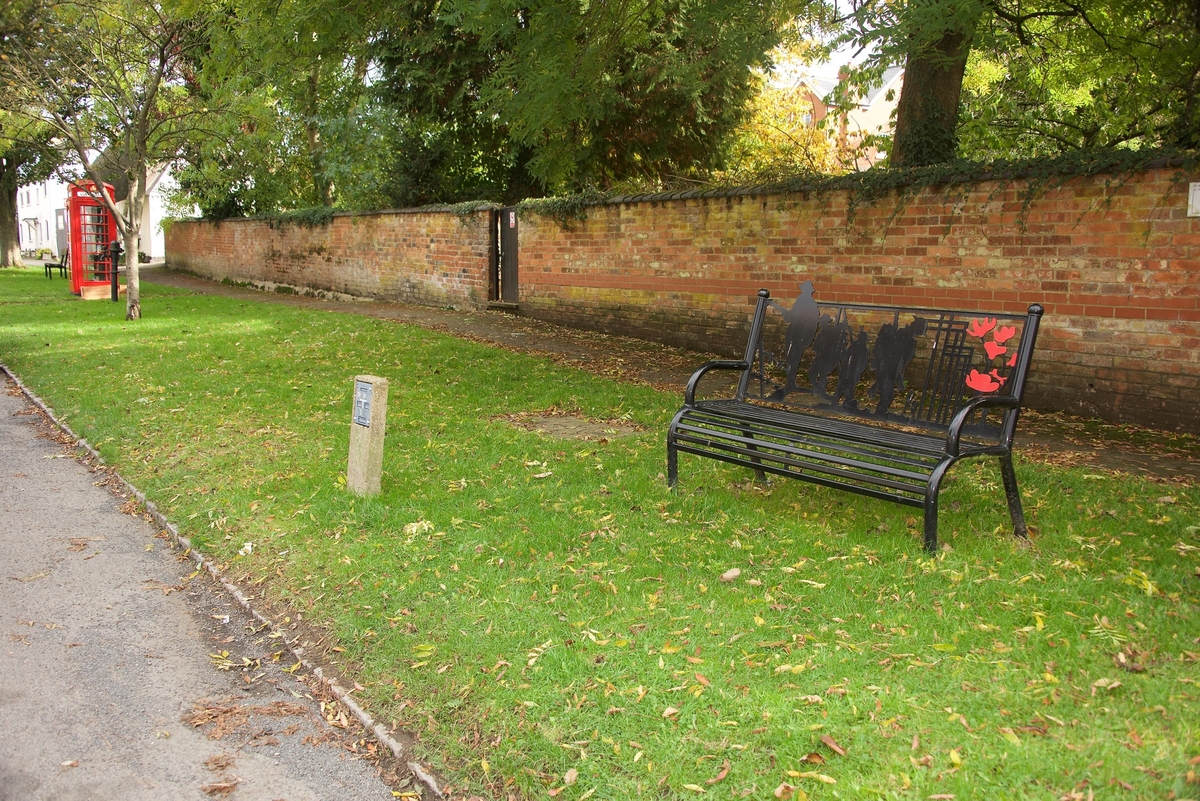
[2,266,1198,800]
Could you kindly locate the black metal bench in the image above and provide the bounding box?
[46,249,67,279]
[667,283,1044,552]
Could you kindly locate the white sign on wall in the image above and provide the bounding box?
[1189,182,1200,218]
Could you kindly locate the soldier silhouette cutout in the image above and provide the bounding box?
[767,280,820,399]
[834,326,871,410]
[868,316,929,416]
[808,314,848,399]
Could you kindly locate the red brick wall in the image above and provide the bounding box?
[165,209,493,309]
[518,168,1200,431]
[166,167,1200,431]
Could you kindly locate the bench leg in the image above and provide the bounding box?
[999,453,1028,540]
[923,460,954,553]
[742,430,768,483]
[667,437,679,488]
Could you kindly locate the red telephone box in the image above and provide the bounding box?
[66,181,119,297]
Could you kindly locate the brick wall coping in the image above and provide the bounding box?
[169,153,1194,225]
[175,202,501,226]
[522,153,1196,208]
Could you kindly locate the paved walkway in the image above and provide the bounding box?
[0,378,396,801]
[141,267,1200,483]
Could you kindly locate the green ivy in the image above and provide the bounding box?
[252,206,336,229]
[519,147,1199,230]
[517,188,613,230]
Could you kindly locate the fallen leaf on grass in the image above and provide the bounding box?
[785,770,836,784]
[800,753,825,765]
[1114,651,1145,673]
[706,758,731,785]
[663,706,680,719]
[928,795,955,800]
[564,768,578,785]
[819,734,846,756]
[999,727,1021,746]
[720,568,741,582]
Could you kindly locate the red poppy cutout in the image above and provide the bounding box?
[988,369,1007,386]
[984,341,1007,360]
[967,318,997,338]
[966,369,1001,393]
[993,325,1017,344]
[1007,350,1018,367]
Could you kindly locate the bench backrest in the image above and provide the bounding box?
[738,284,1043,443]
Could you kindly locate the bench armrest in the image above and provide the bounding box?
[945,395,1021,456]
[685,360,749,405]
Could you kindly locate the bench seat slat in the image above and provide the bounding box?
[671,421,938,482]
[692,400,955,456]
[672,442,928,507]
[679,406,946,470]
[672,435,930,496]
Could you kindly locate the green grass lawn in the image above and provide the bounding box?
[2,266,1198,800]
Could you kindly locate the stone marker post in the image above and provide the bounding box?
[347,375,388,495]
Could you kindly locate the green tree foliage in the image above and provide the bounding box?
[473,0,805,192]
[0,115,62,267]
[371,3,542,206]
[176,0,812,214]
[1,0,64,266]
[1,0,216,317]
[468,0,809,193]
[958,0,1200,157]
[829,0,1200,165]
[172,0,383,216]
[717,79,836,183]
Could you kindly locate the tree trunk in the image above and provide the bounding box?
[124,166,143,320]
[889,21,980,169]
[306,64,333,207]
[0,155,24,267]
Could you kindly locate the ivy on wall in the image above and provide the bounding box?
[521,147,1200,231]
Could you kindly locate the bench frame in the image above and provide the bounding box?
[668,287,1044,552]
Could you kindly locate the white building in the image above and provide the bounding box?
[15,176,68,259]
[17,165,177,261]
[792,65,904,170]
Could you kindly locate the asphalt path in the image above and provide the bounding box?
[0,377,398,801]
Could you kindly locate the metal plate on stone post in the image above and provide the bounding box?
[353,380,373,427]
[348,375,387,496]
